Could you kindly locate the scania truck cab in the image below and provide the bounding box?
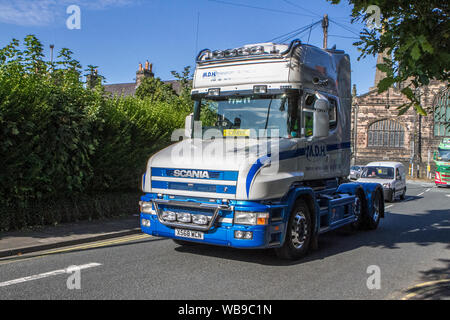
[434,138,450,186]
[139,40,385,260]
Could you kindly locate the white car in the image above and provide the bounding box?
[349,165,363,180]
[358,161,407,202]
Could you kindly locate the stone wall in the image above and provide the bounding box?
[353,80,448,178]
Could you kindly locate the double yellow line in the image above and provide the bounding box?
[401,279,450,300]
[0,233,151,265]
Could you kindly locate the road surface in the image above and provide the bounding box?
[0,182,449,300]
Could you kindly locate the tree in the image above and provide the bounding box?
[84,65,105,89]
[328,0,449,115]
[135,76,176,102]
[171,66,193,98]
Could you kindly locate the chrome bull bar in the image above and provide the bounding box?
[152,199,232,231]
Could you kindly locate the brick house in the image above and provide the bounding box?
[352,52,449,178]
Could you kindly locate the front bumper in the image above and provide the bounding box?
[140,213,276,248]
[139,194,285,249]
[383,188,393,200]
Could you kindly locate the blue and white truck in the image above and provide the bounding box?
[139,40,385,260]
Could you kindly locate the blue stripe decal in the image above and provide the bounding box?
[152,180,236,194]
[245,142,351,197]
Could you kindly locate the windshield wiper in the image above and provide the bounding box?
[264,98,274,130]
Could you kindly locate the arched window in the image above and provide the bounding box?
[434,88,450,137]
[368,119,404,148]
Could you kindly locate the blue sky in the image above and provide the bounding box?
[0,0,378,94]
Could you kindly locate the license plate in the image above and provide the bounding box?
[175,229,204,240]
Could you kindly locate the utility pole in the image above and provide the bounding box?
[50,44,54,71]
[352,84,358,165]
[322,14,329,49]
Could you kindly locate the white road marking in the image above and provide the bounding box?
[0,263,101,287]
[385,205,394,209]
[425,188,431,192]
[417,192,425,196]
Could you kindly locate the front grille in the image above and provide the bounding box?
[151,167,239,196]
[152,199,230,231]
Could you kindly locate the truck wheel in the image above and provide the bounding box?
[275,199,312,260]
[172,239,198,246]
[350,189,365,231]
[365,190,382,230]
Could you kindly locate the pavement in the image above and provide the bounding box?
[0,216,141,258]
[0,182,448,300]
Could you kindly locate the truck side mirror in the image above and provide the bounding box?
[313,97,329,138]
[185,113,193,138]
[433,151,437,160]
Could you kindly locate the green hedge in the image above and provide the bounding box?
[0,36,192,231]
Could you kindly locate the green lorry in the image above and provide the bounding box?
[434,138,450,186]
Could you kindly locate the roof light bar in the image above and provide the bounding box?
[196,39,302,62]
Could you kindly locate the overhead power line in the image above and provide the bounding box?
[328,18,361,36]
[269,20,322,43]
[208,0,317,18]
[328,34,360,40]
[269,20,321,42]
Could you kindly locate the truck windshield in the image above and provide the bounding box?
[438,148,450,161]
[361,166,394,179]
[194,94,299,138]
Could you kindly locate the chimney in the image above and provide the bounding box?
[136,60,154,87]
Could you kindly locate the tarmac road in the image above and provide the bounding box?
[0,182,449,300]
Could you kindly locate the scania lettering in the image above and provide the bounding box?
[139,40,385,260]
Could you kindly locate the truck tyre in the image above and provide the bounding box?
[275,199,312,260]
[350,189,366,231]
[365,190,382,230]
[172,239,198,246]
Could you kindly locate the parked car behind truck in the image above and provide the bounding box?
[349,165,363,180]
[358,162,406,202]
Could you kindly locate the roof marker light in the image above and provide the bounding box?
[253,85,268,94]
[208,88,220,96]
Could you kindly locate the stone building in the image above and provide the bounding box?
[103,60,182,96]
[352,52,449,178]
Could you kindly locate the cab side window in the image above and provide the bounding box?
[302,94,315,137]
[328,98,338,130]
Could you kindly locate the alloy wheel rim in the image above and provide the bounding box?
[373,194,380,221]
[291,211,307,249]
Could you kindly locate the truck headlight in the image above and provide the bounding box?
[139,201,156,215]
[192,215,208,225]
[176,212,192,223]
[234,211,269,225]
[161,211,177,221]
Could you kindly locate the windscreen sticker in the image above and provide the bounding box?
[223,129,250,137]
